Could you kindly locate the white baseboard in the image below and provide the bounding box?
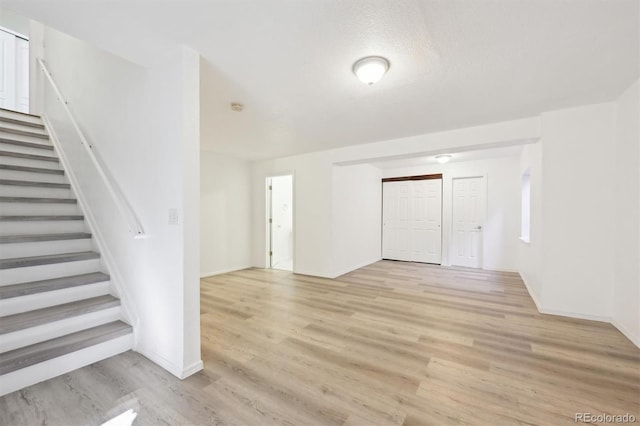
[538,307,611,323]
[200,265,252,278]
[330,257,383,279]
[611,318,640,348]
[518,272,542,311]
[181,360,204,379]
[135,346,185,379]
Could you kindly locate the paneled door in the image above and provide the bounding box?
[451,176,485,268]
[383,178,442,264]
[0,29,29,113]
[0,29,16,110]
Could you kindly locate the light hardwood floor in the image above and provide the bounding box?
[1,261,639,425]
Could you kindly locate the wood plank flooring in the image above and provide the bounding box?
[1,260,639,425]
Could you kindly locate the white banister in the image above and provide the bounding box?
[37,58,146,239]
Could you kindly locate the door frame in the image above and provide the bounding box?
[265,173,295,271]
[448,174,488,269]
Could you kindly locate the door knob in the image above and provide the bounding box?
[476,225,483,230]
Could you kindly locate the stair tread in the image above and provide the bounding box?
[0,117,45,130]
[0,233,91,244]
[0,215,83,221]
[0,272,110,300]
[0,196,77,203]
[0,138,53,150]
[0,108,41,120]
[0,251,100,270]
[0,164,64,175]
[0,127,49,140]
[0,151,58,162]
[0,321,131,375]
[0,294,119,334]
[0,179,70,188]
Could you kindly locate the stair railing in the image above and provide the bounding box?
[36,58,145,239]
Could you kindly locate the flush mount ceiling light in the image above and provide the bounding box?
[435,154,452,164]
[352,56,390,85]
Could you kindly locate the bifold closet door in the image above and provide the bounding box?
[382,179,442,264]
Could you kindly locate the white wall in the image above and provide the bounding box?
[252,117,540,277]
[38,26,202,378]
[539,103,616,320]
[381,156,521,272]
[0,8,29,36]
[518,143,543,306]
[332,164,382,277]
[200,151,252,276]
[613,79,640,345]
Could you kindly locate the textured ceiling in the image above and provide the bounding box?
[3,0,639,160]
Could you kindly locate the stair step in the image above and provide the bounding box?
[0,116,45,130]
[0,138,53,151]
[0,164,64,175]
[0,233,91,244]
[0,108,41,120]
[0,251,100,270]
[0,126,49,140]
[0,321,131,375]
[0,151,58,162]
[0,196,77,204]
[0,179,70,189]
[0,215,83,222]
[0,272,109,300]
[0,294,119,333]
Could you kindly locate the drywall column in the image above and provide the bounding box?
[540,103,616,320]
[180,47,202,377]
[613,79,640,346]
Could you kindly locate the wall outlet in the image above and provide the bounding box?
[168,208,179,225]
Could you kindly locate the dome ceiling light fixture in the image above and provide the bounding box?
[435,154,452,164]
[352,56,390,85]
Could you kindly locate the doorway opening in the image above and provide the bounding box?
[0,26,29,113]
[266,175,293,271]
[451,176,486,268]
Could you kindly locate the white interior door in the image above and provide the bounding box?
[269,175,293,271]
[383,179,442,264]
[0,30,16,110]
[0,29,28,113]
[411,179,442,263]
[451,176,485,268]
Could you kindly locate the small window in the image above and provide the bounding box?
[521,169,531,243]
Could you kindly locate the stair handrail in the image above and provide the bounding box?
[37,58,146,239]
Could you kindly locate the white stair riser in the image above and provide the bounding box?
[0,132,49,145]
[0,305,121,352]
[0,156,61,170]
[0,258,102,286]
[0,112,43,127]
[0,170,67,184]
[0,202,80,216]
[0,220,85,236]
[0,238,92,258]
[0,186,71,198]
[0,280,110,316]
[0,142,55,157]
[0,333,132,396]
[0,123,48,136]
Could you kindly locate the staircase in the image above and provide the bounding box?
[0,108,133,396]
